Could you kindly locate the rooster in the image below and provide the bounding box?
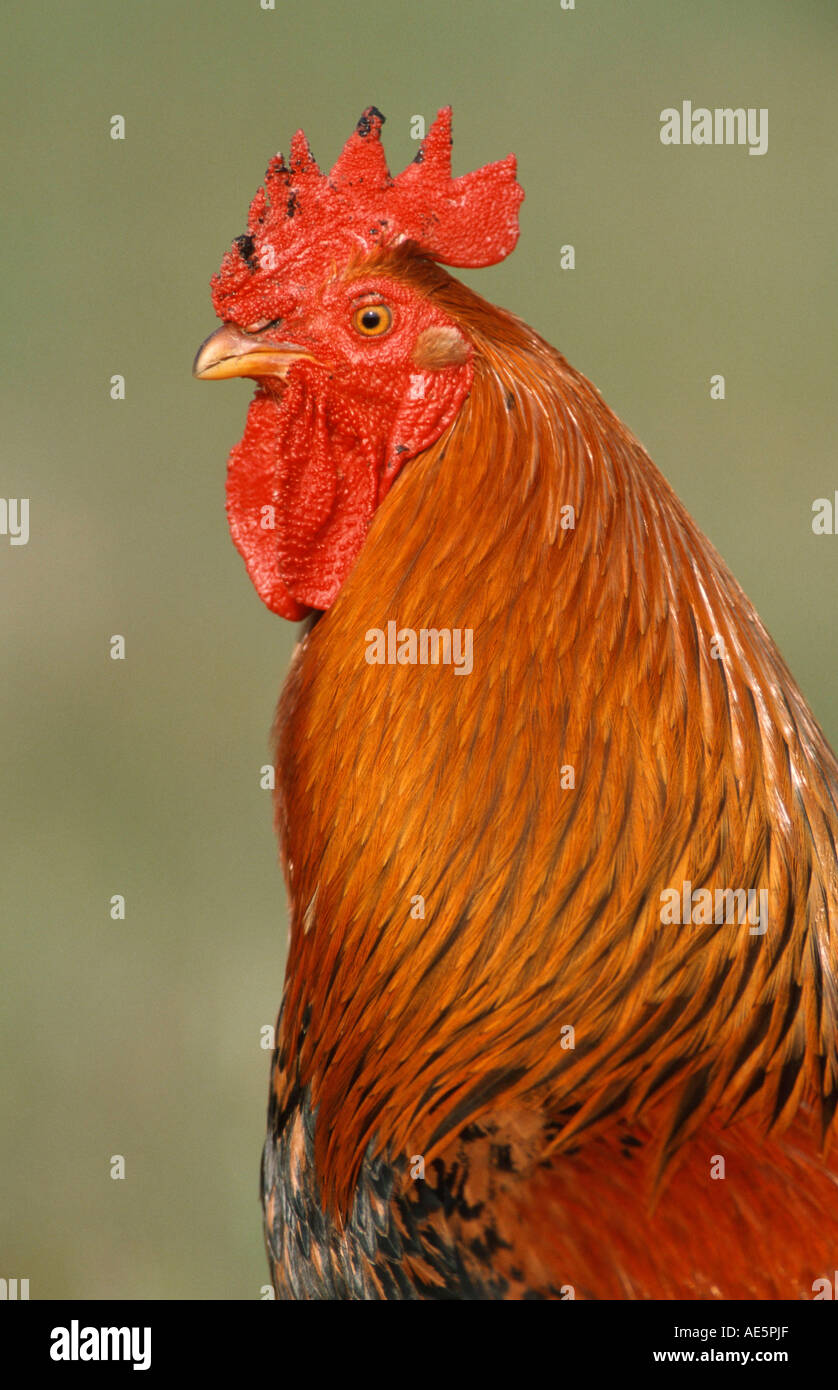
[194,108,838,1300]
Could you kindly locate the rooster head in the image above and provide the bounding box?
[193,107,524,618]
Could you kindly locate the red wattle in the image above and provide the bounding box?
[225,354,472,620]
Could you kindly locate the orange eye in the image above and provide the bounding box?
[352,303,393,337]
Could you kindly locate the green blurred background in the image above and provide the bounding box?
[1,0,836,1298]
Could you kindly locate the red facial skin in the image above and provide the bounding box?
[201,106,523,618]
[224,273,473,618]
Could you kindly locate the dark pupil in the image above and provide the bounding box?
[361,309,381,329]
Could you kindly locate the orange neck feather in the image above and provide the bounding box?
[272,265,838,1214]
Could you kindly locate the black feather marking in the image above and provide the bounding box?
[426,1068,529,1151]
[234,233,258,271]
[357,107,385,137]
[770,1055,804,1127]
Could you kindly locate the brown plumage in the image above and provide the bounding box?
[196,110,838,1298]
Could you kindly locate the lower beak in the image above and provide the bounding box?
[192,324,317,380]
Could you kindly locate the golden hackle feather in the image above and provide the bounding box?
[270,246,838,1293]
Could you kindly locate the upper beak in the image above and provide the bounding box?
[192,324,317,380]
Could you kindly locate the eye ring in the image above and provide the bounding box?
[352,303,393,337]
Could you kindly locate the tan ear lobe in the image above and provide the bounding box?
[411,325,471,369]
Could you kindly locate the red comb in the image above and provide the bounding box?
[211,107,524,320]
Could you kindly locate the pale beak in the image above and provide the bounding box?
[192,324,318,380]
